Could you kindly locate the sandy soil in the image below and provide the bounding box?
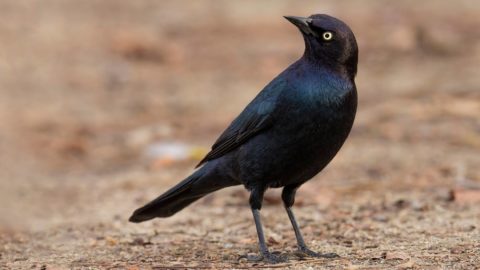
[1,0,480,269]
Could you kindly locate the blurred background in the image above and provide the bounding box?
[1,0,479,268]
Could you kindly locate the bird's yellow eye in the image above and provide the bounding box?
[322,31,333,41]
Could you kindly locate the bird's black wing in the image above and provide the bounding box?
[195,78,286,168]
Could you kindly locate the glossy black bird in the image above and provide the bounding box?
[130,14,358,263]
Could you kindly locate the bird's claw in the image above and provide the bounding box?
[297,247,339,258]
[240,252,288,264]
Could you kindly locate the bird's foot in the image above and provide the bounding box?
[297,246,339,258]
[240,251,288,264]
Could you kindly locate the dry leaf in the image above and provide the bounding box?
[454,189,480,204]
[105,236,118,246]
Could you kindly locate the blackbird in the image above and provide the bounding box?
[130,14,358,263]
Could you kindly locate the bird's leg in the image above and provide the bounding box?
[245,186,288,263]
[282,185,339,258]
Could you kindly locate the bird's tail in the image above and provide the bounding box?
[129,164,237,222]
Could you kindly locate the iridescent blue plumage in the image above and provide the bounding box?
[130,14,358,263]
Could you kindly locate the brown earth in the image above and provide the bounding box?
[1,0,480,269]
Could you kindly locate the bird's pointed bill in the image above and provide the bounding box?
[284,16,318,37]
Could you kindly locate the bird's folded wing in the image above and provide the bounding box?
[195,99,276,168]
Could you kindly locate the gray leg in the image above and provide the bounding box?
[252,208,269,256]
[282,185,339,258]
[243,186,288,263]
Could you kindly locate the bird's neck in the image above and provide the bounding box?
[302,38,357,82]
[300,55,356,83]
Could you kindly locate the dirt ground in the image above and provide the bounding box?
[1,0,480,269]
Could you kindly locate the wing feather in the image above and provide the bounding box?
[195,78,287,168]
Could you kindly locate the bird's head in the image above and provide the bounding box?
[285,14,358,78]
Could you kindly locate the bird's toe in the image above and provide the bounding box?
[264,252,288,263]
[240,252,288,264]
[297,247,339,259]
[239,253,263,262]
[264,253,288,264]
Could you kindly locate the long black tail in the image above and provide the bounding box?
[129,164,237,222]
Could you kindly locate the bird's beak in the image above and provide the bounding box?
[284,16,318,37]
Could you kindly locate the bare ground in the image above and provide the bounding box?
[1,1,480,269]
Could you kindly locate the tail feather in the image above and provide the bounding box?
[129,165,237,222]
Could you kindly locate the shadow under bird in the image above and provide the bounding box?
[130,14,358,263]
